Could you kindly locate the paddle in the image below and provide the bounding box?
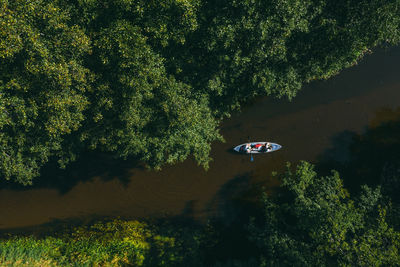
[247,136,254,162]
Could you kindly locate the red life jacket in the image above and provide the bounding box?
[253,143,263,148]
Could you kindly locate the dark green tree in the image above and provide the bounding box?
[249,162,400,266]
[176,0,400,116]
[0,0,92,184]
[0,0,221,184]
[82,19,222,169]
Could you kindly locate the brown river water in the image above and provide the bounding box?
[1,47,400,230]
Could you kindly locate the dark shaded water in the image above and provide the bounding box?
[1,47,400,230]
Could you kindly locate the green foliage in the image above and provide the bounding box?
[0,0,91,184]
[0,0,221,184]
[83,19,222,169]
[63,220,153,266]
[289,0,400,83]
[1,0,400,184]
[198,0,400,115]
[202,0,316,104]
[249,161,400,266]
[0,237,62,266]
[0,219,203,266]
[71,0,200,46]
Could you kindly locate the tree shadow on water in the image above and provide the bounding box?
[201,172,261,263]
[316,107,400,195]
[206,172,254,223]
[0,151,143,194]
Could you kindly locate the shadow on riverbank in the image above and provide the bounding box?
[316,107,400,194]
[0,151,142,194]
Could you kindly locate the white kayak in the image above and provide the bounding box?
[233,142,282,154]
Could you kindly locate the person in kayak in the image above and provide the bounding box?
[252,143,264,150]
[260,142,272,152]
[246,143,252,153]
[238,144,251,153]
[239,144,249,153]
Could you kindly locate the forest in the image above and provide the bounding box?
[1,0,399,185]
[1,0,400,266]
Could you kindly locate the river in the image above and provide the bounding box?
[1,46,400,230]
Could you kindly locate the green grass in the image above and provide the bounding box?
[0,220,194,267]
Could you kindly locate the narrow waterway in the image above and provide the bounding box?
[1,47,400,230]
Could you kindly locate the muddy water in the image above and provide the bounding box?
[1,47,400,230]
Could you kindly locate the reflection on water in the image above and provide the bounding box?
[0,152,137,194]
[316,107,400,194]
[1,47,400,230]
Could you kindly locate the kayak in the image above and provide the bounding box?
[233,142,282,154]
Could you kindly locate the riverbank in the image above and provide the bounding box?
[2,160,400,266]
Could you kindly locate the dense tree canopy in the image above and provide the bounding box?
[1,0,400,184]
[83,19,221,169]
[0,0,92,184]
[249,162,400,266]
[189,0,400,115]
